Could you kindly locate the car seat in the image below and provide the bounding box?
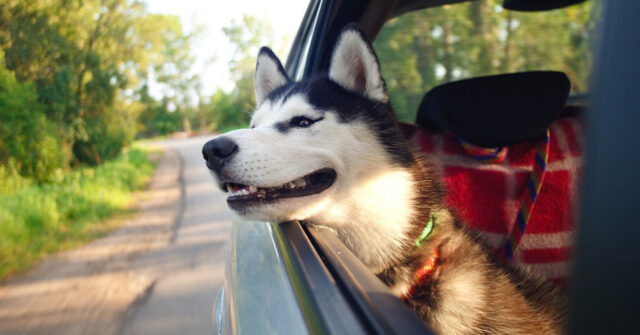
[402,71,582,287]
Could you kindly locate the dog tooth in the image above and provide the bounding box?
[249,185,257,193]
[226,184,233,193]
[289,182,296,189]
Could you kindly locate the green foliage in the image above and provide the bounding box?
[138,104,184,137]
[0,146,154,279]
[223,14,278,78]
[136,86,185,137]
[203,15,286,131]
[72,110,135,165]
[205,80,254,131]
[0,164,32,194]
[0,51,63,181]
[374,0,596,121]
[0,0,197,168]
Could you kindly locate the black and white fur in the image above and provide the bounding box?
[203,26,567,334]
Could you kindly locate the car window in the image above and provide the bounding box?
[373,0,598,121]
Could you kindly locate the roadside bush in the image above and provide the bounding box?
[0,163,32,194]
[0,146,155,279]
[72,110,136,165]
[205,86,252,132]
[0,51,64,182]
[137,100,184,137]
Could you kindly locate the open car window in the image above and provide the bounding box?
[373,0,598,121]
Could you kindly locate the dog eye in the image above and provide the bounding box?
[290,116,318,128]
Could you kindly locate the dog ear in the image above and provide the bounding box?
[255,47,290,105]
[328,26,388,102]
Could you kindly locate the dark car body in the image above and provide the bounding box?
[213,1,640,334]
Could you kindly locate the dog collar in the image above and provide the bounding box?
[402,214,439,301]
[415,213,436,247]
[401,247,440,301]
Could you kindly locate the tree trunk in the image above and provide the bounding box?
[414,18,436,91]
[471,0,492,74]
[502,10,514,72]
[442,22,454,82]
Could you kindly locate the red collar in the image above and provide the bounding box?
[401,248,441,301]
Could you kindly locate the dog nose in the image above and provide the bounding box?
[202,137,239,170]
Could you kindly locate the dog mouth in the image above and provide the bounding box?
[224,168,336,208]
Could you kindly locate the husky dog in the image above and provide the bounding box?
[203,26,566,334]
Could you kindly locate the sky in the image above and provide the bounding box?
[145,0,309,97]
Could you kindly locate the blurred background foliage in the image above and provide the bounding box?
[0,0,194,178]
[374,0,596,121]
[0,1,282,183]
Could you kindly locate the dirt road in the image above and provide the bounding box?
[0,136,233,335]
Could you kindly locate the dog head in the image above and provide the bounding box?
[203,26,415,225]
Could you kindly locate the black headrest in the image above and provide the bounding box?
[416,71,570,147]
[503,0,587,11]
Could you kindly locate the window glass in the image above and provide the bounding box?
[373,0,598,121]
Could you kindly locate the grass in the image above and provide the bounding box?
[0,145,156,280]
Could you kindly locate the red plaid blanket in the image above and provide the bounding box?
[402,117,584,287]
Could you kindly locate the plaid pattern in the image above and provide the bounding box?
[401,118,584,287]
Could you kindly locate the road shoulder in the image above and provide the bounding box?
[0,145,184,335]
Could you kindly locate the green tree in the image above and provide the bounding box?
[0,0,199,167]
[374,0,596,121]
[203,14,283,131]
[0,51,62,181]
[137,85,184,137]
